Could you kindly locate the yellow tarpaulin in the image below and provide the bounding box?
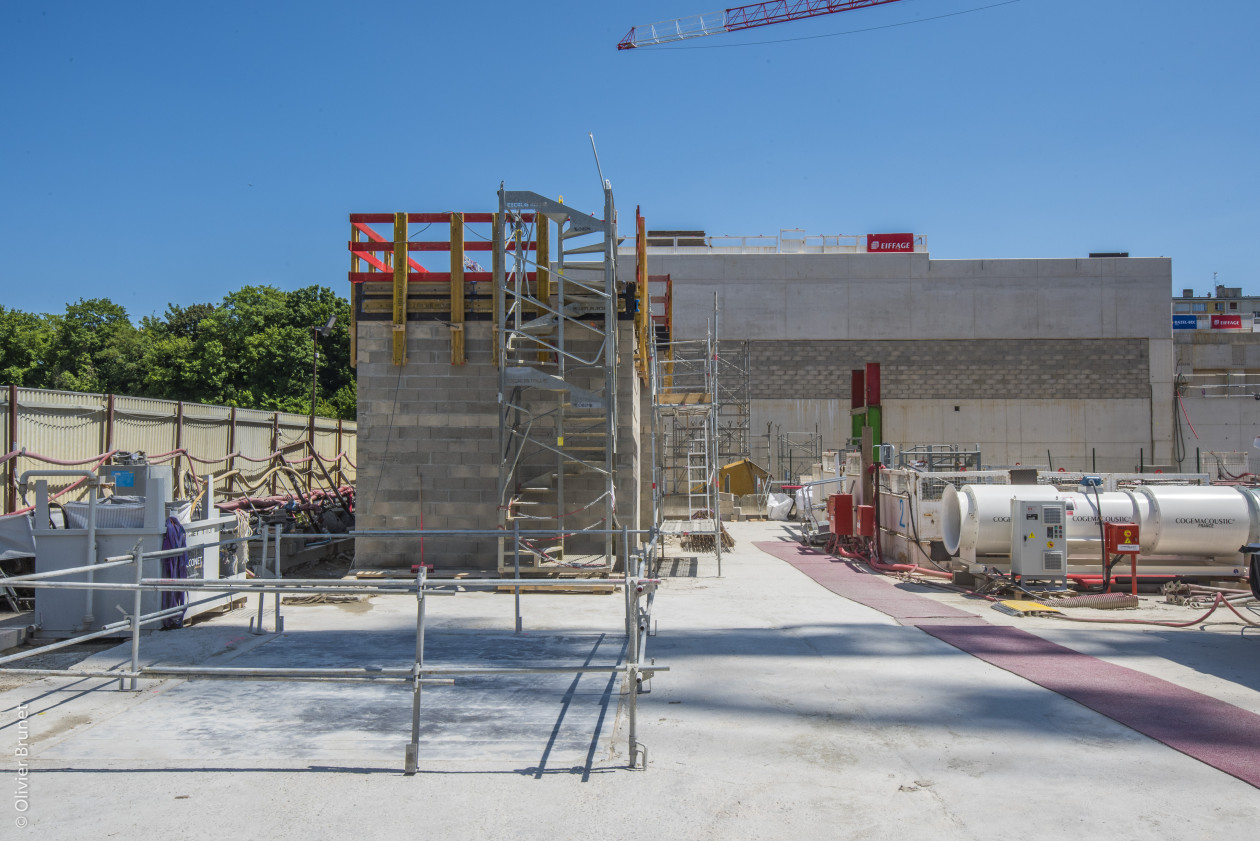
[719,458,770,496]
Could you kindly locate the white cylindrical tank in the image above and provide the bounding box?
[943,484,1140,558]
[943,484,1063,557]
[1133,485,1256,556]
[1063,491,1143,555]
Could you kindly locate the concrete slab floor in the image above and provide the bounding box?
[1,520,1258,840]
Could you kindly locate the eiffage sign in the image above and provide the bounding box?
[867,233,914,253]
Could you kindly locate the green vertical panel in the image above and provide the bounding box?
[868,406,883,461]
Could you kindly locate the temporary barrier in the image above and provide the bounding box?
[0,524,665,773]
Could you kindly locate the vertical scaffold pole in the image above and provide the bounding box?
[713,293,723,578]
[404,565,428,775]
[127,543,143,691]
[392,212,408,366]
[273,523,283,632]
[252,525,268,635]
[513,519,522,634]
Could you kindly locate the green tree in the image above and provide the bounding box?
[46,298,139,393]
[0,286,355,421]
[0,306,56,388]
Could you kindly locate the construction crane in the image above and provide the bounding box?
[617,0,907,50]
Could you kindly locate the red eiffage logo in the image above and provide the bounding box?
[1211,314,1243,329]
[867,233,914,253]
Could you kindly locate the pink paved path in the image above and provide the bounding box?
[754,539,1260,789]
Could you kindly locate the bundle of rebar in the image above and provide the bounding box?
[681,526,735,553]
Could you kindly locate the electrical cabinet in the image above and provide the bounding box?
[1010,498,1068,589]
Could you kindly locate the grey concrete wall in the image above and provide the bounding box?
[641,254,1171,342]
[1174,330,1260,373]
[1176,396,1260,474]
[629,252,1175,467]
[746,397,1155,474]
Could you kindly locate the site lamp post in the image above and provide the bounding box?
[309,315,338,488]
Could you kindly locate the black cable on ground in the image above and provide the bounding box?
[1086,480,1112,592]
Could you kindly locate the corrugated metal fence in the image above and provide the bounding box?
[1,386,356,512]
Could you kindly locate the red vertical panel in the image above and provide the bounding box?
[865,362,881,407]
[850,369,865,410]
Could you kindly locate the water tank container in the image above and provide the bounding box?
[1132,485,1256,556]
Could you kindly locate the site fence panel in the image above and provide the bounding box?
[1,387,356,513]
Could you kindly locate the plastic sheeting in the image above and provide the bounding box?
[0,513,35,561]
[766,492,793,521]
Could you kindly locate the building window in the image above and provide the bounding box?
[1230,301,1239,310]
[1192,303,1206,312]
[1215,302,1224,311]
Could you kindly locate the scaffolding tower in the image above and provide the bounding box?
[652,298,723,569]
[495,185,620,574]
[715,339,750,469]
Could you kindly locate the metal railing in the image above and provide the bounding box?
[618,233,928,256]
[1,525,666,773]
[1178,373,1260,397]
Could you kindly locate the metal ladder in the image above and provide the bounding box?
[686,427,711,519]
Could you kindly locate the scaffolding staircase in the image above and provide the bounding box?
[495,185,620,575]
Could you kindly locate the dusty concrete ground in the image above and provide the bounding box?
[1,520,1258,840]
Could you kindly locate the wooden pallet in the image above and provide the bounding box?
[493,583,617,594]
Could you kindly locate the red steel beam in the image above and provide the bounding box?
[349,271,535,284]
[350,212,533,224]
[352,222,428,274]
[348,241,535,253]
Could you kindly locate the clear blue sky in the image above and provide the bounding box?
[3,0,1256,319]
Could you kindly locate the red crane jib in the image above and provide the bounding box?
[618,0,906,49]
[723,0,905,33]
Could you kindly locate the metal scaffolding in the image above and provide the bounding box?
[495,185,620,573]
[715,339,751,469]
[651,297,723,569]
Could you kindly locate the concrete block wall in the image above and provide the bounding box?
[746,339,1150,401]
[617,330,642,536]
[355,322,499,569]
[355,321,641,569]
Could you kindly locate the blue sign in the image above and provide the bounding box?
[1173,315,1198,330]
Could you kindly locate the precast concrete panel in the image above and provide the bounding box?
[908,285,977,340]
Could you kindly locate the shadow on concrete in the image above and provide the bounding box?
[12,624,631,778]
[647,620,1260,754]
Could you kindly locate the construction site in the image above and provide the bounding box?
[3,2,1260,839]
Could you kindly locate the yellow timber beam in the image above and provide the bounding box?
[392,212,408,365]
[450,212,466,365]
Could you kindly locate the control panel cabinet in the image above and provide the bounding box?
[1010,498,1068,589]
